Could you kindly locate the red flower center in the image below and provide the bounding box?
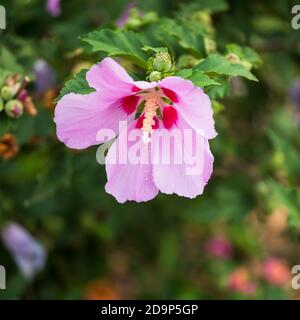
[128,88,179,143]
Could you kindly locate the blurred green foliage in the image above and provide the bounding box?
[0,0,300,299]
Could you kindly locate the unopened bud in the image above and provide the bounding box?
[17,90,37,116]
[124,8,143,29]
[152,52,173,73]
[17,89,29,102]
[1,86,16,101]
[226,53,253,70]
[4,74,20,87]
[5,100,24,119]
[126,17,142,29]
[226,53,240,64]
[148,71,162,82]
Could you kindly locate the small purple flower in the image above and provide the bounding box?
[46,0,61,17]
[33,59,56,95]
[290,79,300,108]
[1,223,47,279]
[204,237,233,260]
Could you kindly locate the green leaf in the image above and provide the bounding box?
[189,70,220,87]
[80,29,151,69]
[195,54,258,81]
[206,77,230,99]
[175,69,193,78]
[157,19,206,56]
[212,100,225,114]
[142,46,168,54]
[0,46,24,87]
[0,117,14,136]
[57,69,95,101]
[0,68,12,87]
[176,68,220,88]
[0,46,24,74]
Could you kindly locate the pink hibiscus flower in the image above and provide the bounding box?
[54,58,217,203]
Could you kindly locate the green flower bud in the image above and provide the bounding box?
[227,53,253,70]
[1,86,16,101]
[152,52,173,73]
[5,100,24,119]
[0,97,4,112]
[226,53,241,64]
[125,8,143,29]
[126,17,142,29]
[148,71,162,82]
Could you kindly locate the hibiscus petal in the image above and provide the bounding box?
[162,106,178,129]
[133,81,158,91]
[54,91,131,149]
[121,95,140,115]
[159,76,217,139]
[152,117,214,198]
[86,58,135,100]
[105,122,159,203]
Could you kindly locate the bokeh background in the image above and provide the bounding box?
[1,0,300,299]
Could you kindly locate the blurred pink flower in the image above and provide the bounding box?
[261,258,290,286]
[46,0,61,17]
[204,237,233,260]
[228,268,257,295]
[1,223,47,279]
